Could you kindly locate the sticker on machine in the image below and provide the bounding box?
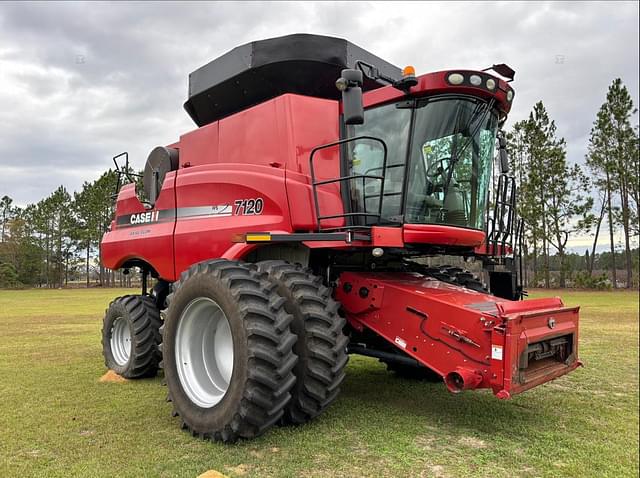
[394,336,407,349]
[177,204,232,219]
[491,345,503,361]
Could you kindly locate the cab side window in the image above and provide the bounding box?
[350,103,411,223]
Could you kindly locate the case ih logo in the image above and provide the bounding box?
[130,211,160,225]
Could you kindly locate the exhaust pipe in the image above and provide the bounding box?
[445,367,483,393]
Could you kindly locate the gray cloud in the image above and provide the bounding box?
[0,0,638,211]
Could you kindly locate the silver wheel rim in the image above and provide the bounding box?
[110,317,131,366]
[175,297,234,408]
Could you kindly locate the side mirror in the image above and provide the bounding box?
[499,149,510,174]
[497,135,509,174]
[336,69,364,125]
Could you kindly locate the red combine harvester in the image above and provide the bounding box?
[101,34,581,442]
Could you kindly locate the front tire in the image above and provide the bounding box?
[162,260,297,442]
[101,295,162,378]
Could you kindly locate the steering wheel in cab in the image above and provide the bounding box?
[424,157,452,195]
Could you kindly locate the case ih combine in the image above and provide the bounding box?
[101,34,581,442]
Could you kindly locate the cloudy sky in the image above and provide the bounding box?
[0,1,638,248]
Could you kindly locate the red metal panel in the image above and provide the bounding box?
[287,95,340,176]
[285,95,343,230]
[336,271,581,398]
[336,272,498,380]
[178,121,218,168]
[285,170,345,230]
[219,99,284,168]
[403,224,485,247]
[497,304,581,397]
[370,226,404,247]
[173,164,291,277]
[101,174,176,280]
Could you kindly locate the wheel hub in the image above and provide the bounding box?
[175,297,234,408]
[110,316,132,366]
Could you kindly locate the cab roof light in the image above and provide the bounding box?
[393,65,418,91]
[447,73,465,85]
[469,74,482,86]
[402,65,416,77]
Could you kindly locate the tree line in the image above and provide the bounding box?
[507,78,639,289]
[0,79,638,289]
[0,171,120,288]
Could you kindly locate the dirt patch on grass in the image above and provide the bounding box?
[458,435,487,449]
[197,471,229,478]
[224,464,251,476]
[421,464,449,478]
[415,435,437,450]
[99,370,128,383]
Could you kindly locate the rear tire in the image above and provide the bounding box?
[257,260,348,425]
[162,259,297,442]
[101,295,162,378]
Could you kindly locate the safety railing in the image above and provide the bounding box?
[486,174,518,256]
[309,136,388,234]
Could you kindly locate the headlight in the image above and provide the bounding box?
[486,78,496,90]
[448,73,464,85]
[507,90,514,101]
[470,74,482,86]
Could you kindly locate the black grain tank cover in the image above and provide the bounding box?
[184,33,401,127]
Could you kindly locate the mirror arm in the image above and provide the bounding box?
[497,131,510,174]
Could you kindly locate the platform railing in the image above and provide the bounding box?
[309,136,388,235]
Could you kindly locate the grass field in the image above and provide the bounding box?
[0,288,637,478]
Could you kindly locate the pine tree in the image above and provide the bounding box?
[544,149,594,287]
[525,102,557,288]
[587,78,638,288]
[509,102,593,287]
[1,195,14,242]
[507,120,539,287]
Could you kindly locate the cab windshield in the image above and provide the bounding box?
[348,95,498,230]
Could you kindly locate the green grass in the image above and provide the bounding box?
[0,288,637,478]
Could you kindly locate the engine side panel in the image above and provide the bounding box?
[101,176,177,280]
[173,164,291,277]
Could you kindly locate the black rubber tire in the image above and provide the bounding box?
[161,259,297,442]
[382,360,442,382]
[257,260,348,425]
[101,295,162,378]
[151,280,171,310]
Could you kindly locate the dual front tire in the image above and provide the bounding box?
[162,260,348,442]
[161,260,297,441]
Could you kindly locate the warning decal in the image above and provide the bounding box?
[394,336,407,349]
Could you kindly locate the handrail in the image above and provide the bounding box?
[309,136,388,232]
